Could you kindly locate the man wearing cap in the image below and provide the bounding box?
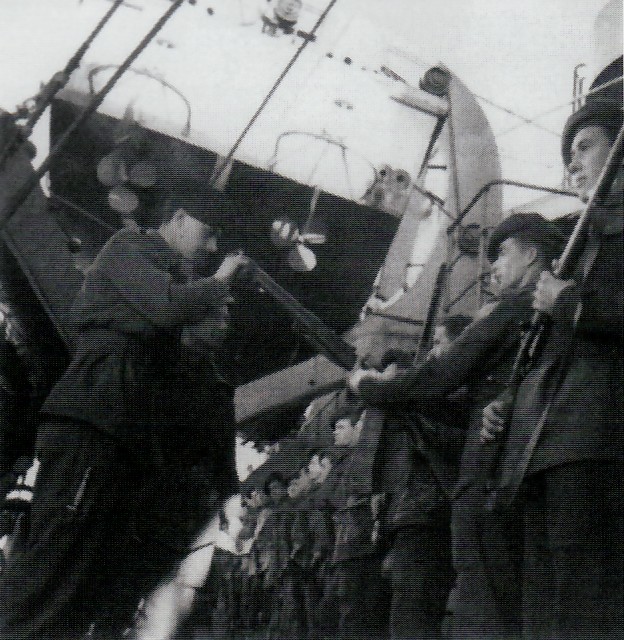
[349,213,568,639]
[0,193,247,639]
[482,94,623,638]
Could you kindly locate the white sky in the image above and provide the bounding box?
[0,0,620,209]
[366,0,620,201]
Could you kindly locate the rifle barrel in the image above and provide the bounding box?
[246,261,357,370]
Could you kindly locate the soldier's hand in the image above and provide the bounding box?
[347,367,366,392]
[379,362,398,380]
[480,398,511,443]
[370,493,387,520]
[349,362,399,392]
[348,367,377,392]
[214,251,249,282]
[533,270,575,314]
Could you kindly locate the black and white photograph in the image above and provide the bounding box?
[0,1,622,638]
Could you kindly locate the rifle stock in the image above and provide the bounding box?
[241,259,357,371]
[483,123,624,509]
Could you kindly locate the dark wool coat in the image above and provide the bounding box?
[0,228,240,639]
[358,284,536,495]
[42,228,233,456]
[498,223,624,489]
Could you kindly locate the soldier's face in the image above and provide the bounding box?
[287,478,300,498]
[268,480,287,500]
[491,238,536,293]
[174,209,219,259]
[333,417,354,446]
[276,0,302,20]
[568,125,613,201]
[288,470,310,498]
[429,326,451,359]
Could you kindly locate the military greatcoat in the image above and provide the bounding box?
[358,284,537,639]
[0,228,236,640]
[495,220,624,640]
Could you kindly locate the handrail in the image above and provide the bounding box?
[86,65,192,136]
[411,179,578,346]
[449,179,578,233]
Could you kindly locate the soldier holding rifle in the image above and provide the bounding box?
[0,193,247,639]
[348,213,568,640]
[482,98,623,639]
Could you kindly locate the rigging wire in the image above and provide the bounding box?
[497,151,558,169]
[208,0,339,189]
[0,0,186,232]
[0,0,126,168]
[475,93,561,138]
[495,75,623,139]
[0,0,187,348]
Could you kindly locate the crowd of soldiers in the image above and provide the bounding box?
[190,78,624,640]
[0,51,622,640]
[194,317,468,640]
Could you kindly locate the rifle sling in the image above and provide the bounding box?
[400,413,457,500]
[490,233,603,510]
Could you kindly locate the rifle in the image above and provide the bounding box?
[414,262,448,362]
[240,259,357,371]
[483,123,624,510]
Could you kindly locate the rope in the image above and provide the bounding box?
[208,0,339,188]
[475,93,561,138]
[497,151,558,169]
[63,0,126,78]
